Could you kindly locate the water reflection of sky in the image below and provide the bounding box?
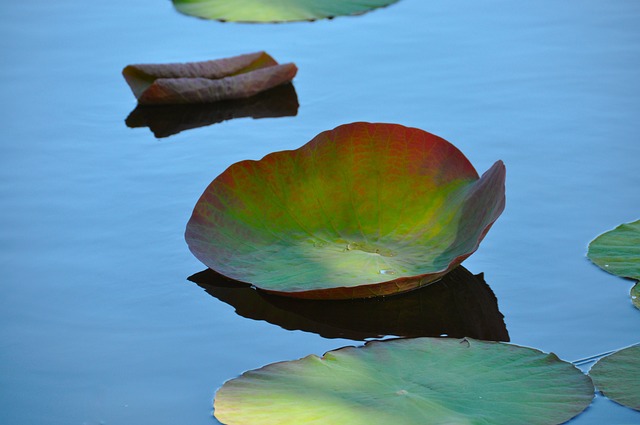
[1,1,639,424]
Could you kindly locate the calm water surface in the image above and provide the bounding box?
[1,1,639,424]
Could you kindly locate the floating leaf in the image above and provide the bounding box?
[214,337,594,425]
[185,122,506,299]
[588,219,640,308]
[588,219,640,280]
[589,345,640,411]
[172,0,400,23]
[190,266,509,341]
[125,83,298,138]
[122,52,297,105]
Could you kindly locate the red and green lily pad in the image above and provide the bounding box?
[587,219,640,309]
[214,337,594,425]
[589,344,640,411]
[122,52,297,105]
[185,122,505,299]
[172,0,400,23]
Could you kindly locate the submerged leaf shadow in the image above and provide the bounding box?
[188,266,509,342]
[125,83,298,138]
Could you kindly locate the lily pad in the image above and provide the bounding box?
[172,0,400,23]
[185,122,505,299]
[214,337,594,425]
[587,219,640,280]
[190,266,510,341]
[122,51,297,105]
[589,345,640,410]
[588,219,640,308]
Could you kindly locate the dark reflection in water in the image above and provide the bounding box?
[189,266,509,342]
[125,83,299,138]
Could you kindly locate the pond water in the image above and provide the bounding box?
[1,1,639,424]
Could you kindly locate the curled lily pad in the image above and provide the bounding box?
[190,266,509,341]
[172,0,400,23]
[632,283,639,309]
[589,345,640,410]
[186,122,505,299]
[122,52,297,105]
[214,337,594,425]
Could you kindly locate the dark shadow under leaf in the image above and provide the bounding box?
[125,83,299,138]
[188,266,509,341]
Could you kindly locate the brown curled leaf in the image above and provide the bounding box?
[122,51,297,105]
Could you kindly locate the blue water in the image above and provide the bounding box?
[1,0,639,424]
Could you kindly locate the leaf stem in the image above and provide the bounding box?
[572,342,639,366]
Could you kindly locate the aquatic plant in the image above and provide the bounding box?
[213,337,594,425]
[172,0,401,23]
[186,122,505,299]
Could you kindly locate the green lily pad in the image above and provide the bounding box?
[214,337,594,425]
[589,345,640,411]
[172,0,400,23]
[632,283,640,310]
[185,122,506,299]
[588,219,640,280]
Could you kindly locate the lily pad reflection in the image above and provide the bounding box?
[189,266,509,341]
[126,83,298,138]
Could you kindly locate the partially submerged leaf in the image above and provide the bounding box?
[589,344,640,410]
[214,337,594,425]
[122,52,297,105]
[588,219,640,280]
[189,266,509,341]
[185,122,506,299]
[125,83,298,138]
[172,0,400,23]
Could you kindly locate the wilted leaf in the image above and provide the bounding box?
[122,51,297,105]
[172,0,400,23]
[214,337,594,425]
[589,344,640,411]
[185,122,506,299]
[190,266,510,341]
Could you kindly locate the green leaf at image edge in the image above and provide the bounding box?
[589,345,640,411]
[214,337,594,425]
[588,219,640,309]
[173,0,401,23]
[587,219,640,280]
